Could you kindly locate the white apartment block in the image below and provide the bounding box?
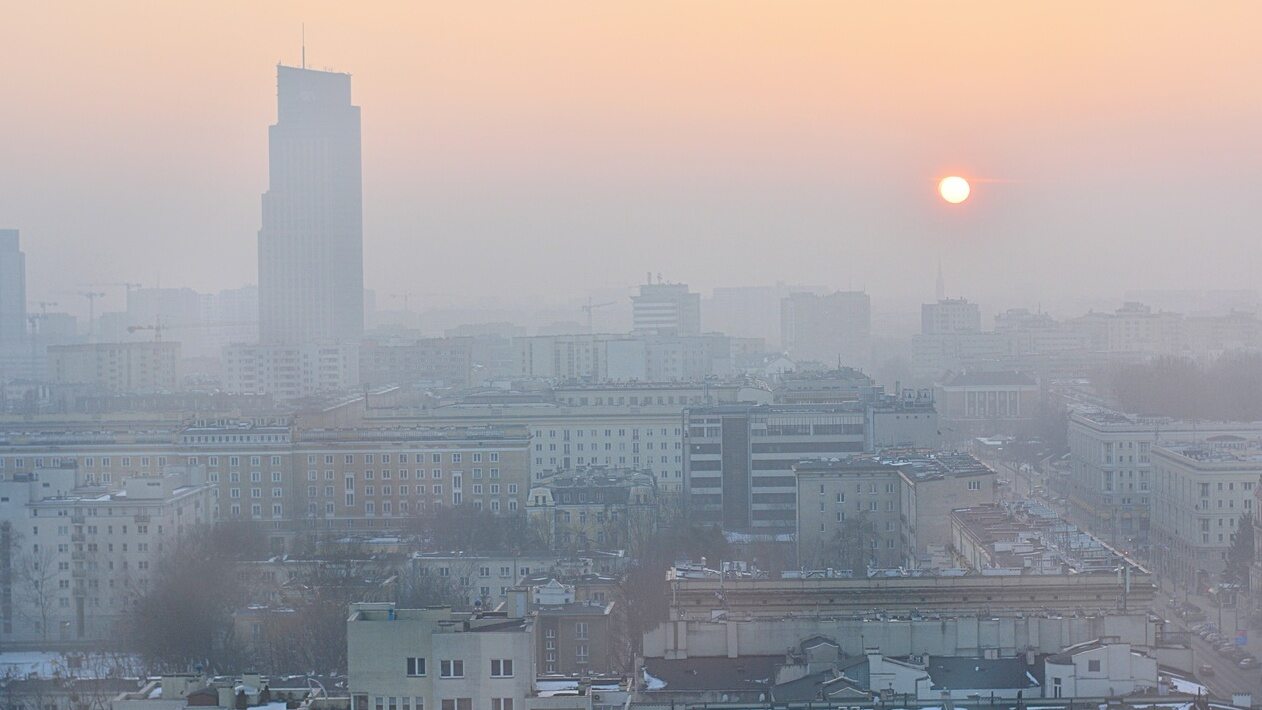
[1150,441,1262,593]
[348,603,535,710]
[222,342,360,400]
[0,465,211,643]
[47,341,180,393]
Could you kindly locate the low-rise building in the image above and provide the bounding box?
[935,370,1040,442]
[347,602,535,710]
[532,579,618,675]
[950,503,1145,575]
[1042,638,1158,699]
[526,467,658,554]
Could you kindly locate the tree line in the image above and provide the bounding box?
[1103,353,1262,420]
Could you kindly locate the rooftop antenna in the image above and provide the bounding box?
[302,24,306,69]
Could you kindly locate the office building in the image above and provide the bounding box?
[780,291,871,368]
[631,280,700,336]
[683,404,869,534]
[258,65,364,346]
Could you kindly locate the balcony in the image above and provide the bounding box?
[71,533,85,543]
[70,515,85,525]
[134,514,151,523]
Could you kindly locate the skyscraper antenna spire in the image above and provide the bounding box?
[301,23,306,69]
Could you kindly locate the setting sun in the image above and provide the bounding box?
[938,176,971,204]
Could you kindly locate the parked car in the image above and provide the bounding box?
[1199,663,1216,677]
[1205,632,1223,643]
[1239,657,1258,670]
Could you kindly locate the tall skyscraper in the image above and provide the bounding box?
[0,229,26,348]
[258,65,364,346]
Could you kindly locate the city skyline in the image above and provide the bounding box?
[3,2,1261,314]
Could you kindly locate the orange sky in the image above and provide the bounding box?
[2,1,1261,313]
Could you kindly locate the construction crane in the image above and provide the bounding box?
[581,297,615,332]
[26,302,59,370]
[127,320,256,342]
[78,291,106,338]
[128,320,168,341]
[91,282,143,309]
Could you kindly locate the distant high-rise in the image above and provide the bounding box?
[631,278,701,336]
[921,298,981,334]
[780,291,871,368]
[0,229,26,348]
[258,65,364,346]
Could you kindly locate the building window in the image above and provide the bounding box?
[575,622,589,640]
[439,701,470,710]
[490,659,513,677]
[440,660,464,678]
[1088,659,1101,672]
[492,701,512,710]
[406,657,426,676]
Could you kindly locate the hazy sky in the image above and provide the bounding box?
[3,1,1261,317]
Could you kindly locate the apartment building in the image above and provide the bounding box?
[1150,442,1262,592]
[360,337,474,388]
[222,342,360,399]
[411,553,566,610]
[0,421,531,552]
[0,466,211,643]
[46,341,180,394]
[526,467,659,553]
[347,603,535,710]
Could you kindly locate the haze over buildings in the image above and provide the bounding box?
[4,5,1262,707]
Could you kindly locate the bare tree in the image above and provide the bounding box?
[11,532,62,642]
